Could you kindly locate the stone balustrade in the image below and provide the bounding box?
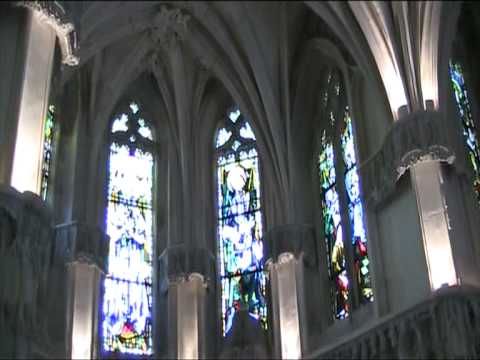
[307,285,480,359]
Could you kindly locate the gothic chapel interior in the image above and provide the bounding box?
[2,1,480,359]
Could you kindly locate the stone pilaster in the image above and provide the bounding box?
[54,221,108,359]
[264,225,317,359]
[158,245,215,359]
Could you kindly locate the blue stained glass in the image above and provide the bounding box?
[449,61,480,201]
[341,110,373,303]
[103,106,154,355]
[319,131,350,319]
[217,110,267,337]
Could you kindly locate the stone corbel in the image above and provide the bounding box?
[53,221,109,272]
[148,5,190,52]
[158,245,215,294]
[15,1,79,66]
[359,110,456,208]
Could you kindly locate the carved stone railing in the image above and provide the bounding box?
[0,185,54,358]
[359,110,456,208]
[306,285,480,359]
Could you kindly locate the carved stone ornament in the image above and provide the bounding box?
[15,1,79,66]
[359,110,456,208]
[149,5,190,51]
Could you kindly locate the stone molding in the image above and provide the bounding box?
[54,221,109,273]
[359,110,456,208]
[15,1,79,66]
[158,245,215,293]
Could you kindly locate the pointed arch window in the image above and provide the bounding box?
[102,102,155,355]
[318,73,373,320]
[449,60,480,202]
[215,107,267,337]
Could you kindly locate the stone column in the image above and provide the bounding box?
[158,246,215,359]
[54,221,109,360]
[264,225,317,359]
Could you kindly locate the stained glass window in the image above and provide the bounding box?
[319,125,350,319]
[102,102,154,355]
[40,104,55,201]
[341,109,373,303]
[216,107,267,337]
[318,77,373,320]
[449,60,480,202]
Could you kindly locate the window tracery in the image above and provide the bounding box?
[215,107,267,336]
[102,101,155,355]
[318,73,373,320]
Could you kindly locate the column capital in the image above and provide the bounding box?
[265,252,298,272]
[158,245,215,293]
[54,221,109,273]
[360,109,457,208]
[263,224,316,268]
